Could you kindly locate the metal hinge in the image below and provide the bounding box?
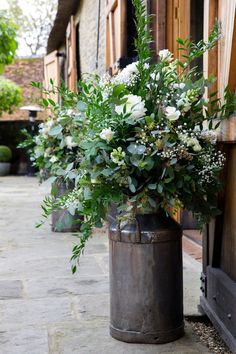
[200,273,207,297]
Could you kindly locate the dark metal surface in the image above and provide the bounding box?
[201,296,236,353]
[51,181,81,233]
[201,266,236,352]
[109,213,184,344]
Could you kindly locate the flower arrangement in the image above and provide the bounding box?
[37,0,236,272]
[21,86,84,184]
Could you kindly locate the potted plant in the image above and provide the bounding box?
[21,86,83,232]
[37,0,236,344]
[0,145,12,176]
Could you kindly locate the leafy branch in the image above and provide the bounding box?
[177,22,221,71]
[132,0,152,63]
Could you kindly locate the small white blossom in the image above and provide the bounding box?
[66,109,74,115]
[112,61,139,86]
[159,49,173,61]
[99,127,114,142]
[35,136,41,145]
[177,94,191,112]
[50,155,58,163]
[39,120,54,138]
[34,146,44,158]
[44,147,52,157]
[173,83,185,89]
[200,129,217,144]
[179,134,202,152]
[111,147,125,165]
[115,94,147,120]
[65,136,78,149]
[165,106,181,121]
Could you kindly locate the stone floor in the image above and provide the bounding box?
[0,176,211,354]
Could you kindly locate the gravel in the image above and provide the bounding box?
[188,318,232,354]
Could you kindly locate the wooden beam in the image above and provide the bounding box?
[218,0,236,100]
[203,0,218,96]
[151,0,167,55]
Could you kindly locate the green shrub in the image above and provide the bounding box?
[0,76,22,116]
[0,11,18,72]
[0,145,12,162]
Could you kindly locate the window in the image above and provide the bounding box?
[44,50,60,103]
[106,0,137,74]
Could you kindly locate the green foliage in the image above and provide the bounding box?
[0,145,12,162]
[0,11,18,72]
[132,0,152,63]
[0,77,22,116]
[176,22,220,71]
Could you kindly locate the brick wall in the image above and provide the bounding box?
[76,0,106,76]
[2,57,46,121]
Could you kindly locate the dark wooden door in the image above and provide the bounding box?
[201,2,236,352]
[201,141,236,353]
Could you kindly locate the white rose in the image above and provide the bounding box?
[115,94,147,120]
[159,49,172,61]
[165,106,181,121]
[65,136,78,149]
[125,61,139,75]
[99,127,114,142]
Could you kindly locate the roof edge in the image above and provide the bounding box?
[47,0,79,54]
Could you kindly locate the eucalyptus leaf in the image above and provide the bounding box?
[127,144,146,155]
[148,183,157,190]
[68,206,76,216]
[157,184,163,193]
[66,162,74,171]
[77,101,87,112]
[48,125,63,136]
[46,176,57,185]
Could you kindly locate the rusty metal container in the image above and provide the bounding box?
[109,212,184,344]
[51,181,81,233]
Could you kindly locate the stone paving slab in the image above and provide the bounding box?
[0,279,24,299]
[0,177,209,353]
[48,320,210,354]
[0,327,49,354]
